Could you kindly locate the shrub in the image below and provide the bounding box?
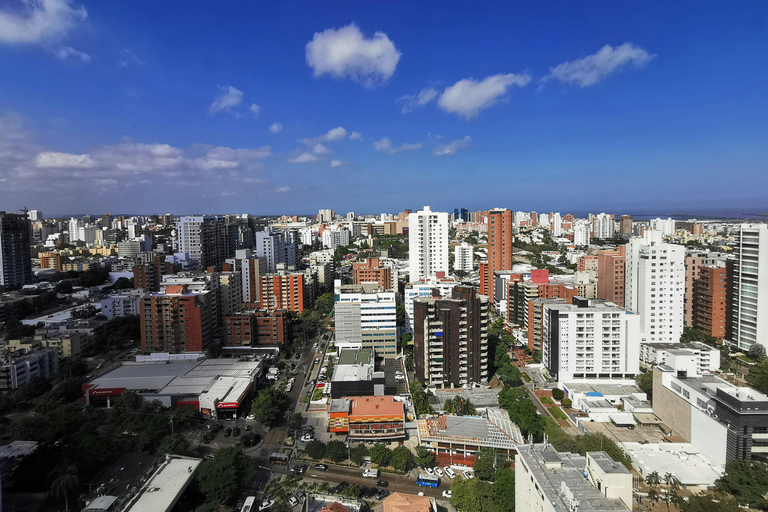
[551,388,564,400]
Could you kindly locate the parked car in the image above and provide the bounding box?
[375,489,390,500]
[259,499,275,511]
[314,463,328,471]
[434,467,445,478]
[300,434,314,442]
[288,495,299,507]
[223,428,232,437]
[232,427,241,437]
[444,467,456,479]
[291,465,307,474]
[442,490,452,498]
[363,487,379,499]
[424,466,435,475]
[246,414,256,420]
[376,480,389,487]
[463,470,475,479]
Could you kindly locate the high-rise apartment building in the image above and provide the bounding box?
[453,242,473,273]
[596,246,626,307]
[408,206,449,283]
[176,215,236,270]
[321,227,350,250]
[223,308,286,346]
[728,224,768,351]
[573,220,589,246]
[413,286,490,388]
[0,212,32,288]
[543,297,640,383]
[352,257,392,289]
[255,229,295,273]
[684,251,729,326]
[259,273,306,313]
[619,214,633,236]
[224,249,267,304]
[334,280,398,357]
[592,213,615,239]
[625,230,685,343]
[650,217,676,237]
[481,208,513,299]
[690,263,729,340]
[140,284,214,353]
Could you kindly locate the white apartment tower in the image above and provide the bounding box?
[729,224,768,351]
[573,220,589,246]
[542,297,640,383]
[408,206,449,283]
[625,230,685,343]
[592,213,615,239]
[550,212,562,237]
[453,242,473,272]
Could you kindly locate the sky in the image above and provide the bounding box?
[0,1,767,217]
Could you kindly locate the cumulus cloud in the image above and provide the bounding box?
[248,104,260,117]
[397,87,438,114]
[374,137,422,155]
[438,74,531,120]
[36,151,94,168]
[348,131,362,141]
[269,122,283,133]
[542,43,655,87]
[288,151,318,164]
[0,0,87,44]
[301,126,348,146]
[54,45,90,62]
[209,85,244,115]
[195,145,271,170]
[433,135,472,157]
[305,23,401,88]
[118,48,142,68]
[312,143,331,155]
[330,159,342,168]
[276,186,291,193]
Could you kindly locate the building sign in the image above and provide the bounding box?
[217,402,239,409]
[90,387,126,396]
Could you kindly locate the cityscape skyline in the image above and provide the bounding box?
[1,1,767,214]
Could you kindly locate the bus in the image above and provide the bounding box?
[241,497,256,512]
[269,453,289,465]
[416,473,439,488]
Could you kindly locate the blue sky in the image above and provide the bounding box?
[0,1,766,217]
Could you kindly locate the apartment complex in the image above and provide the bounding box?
[596,246,626,307]
[542,297,640,383]
[691,263,728,340]
[140,284,214,353]
[727,224,768,351]
[408,206,449,283]
[413,286,490,388]
[403,274,458,334]
[625,230,685,343]
[684,251,729,327]
[224,249,267,304]
[334,280,397,358]
[453,242,473,273]
[352,257,392,289]
[0,211,32,288]
[176,215,237,270]
[259,273,306,313]
[481,208,514,298]
[223,308,286,346]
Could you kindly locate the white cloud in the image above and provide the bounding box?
[433,135,472,157]
[195,145,271,169]
[397,87,438,114]
[349,131,362,140]
[0,0,87,44]
[36,151,94,168]
[543,43,655,87]
[249,104,260,117]
[438,74,531,120]
[118,48,142,68]
[269,122,283,133]
[276,186,291,193]
[209,85,243,114]
[305,23,401,88]
[374,137,422,155]
[312,143,331,155]
[54,45,90,62]
[288,151,318,164]
[330,159,342,168]
[301,126,348,146]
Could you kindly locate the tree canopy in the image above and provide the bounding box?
[196,446,255,506]
[370,443,393,466]
[390,445,413,472]
[249,388,285,425]
[325,440,348,462]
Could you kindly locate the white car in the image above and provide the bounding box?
[424,466,434,475]
[259,499,275,511]
[246,414,256,420]
[288,496,299,507]
[444,467,456,479]
[435,468,445,478]
[301,434,315,442]
[442,490,452,498]
[463,470,475,479]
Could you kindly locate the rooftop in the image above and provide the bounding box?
[623,442,723,485]
[338,348,373,366]
[417,407,523,449]
[564,381,645,398]
[350,396,404,418]
[382,492,432,512]
[122,455,201,512]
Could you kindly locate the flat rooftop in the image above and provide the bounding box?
[122,455,202,512]
[623,442,723,486]
[417,407,522,449]
[432,388,503,409]
[350,396,404,418]
[518,444,629,512]
[565,381,644,397]
[332,365,373,382]
[338,348,373,366]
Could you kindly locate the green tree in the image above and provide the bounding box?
[390,445,413,472]
[450,478,502,512]
[414,445,435,468]
[681,494,740,512]
[716,460,768,508]
[305,440,327,459]
[645,471,661,488]
[250,388,285,425]
[561,397,572,408]
[396,304,406,327]
[314,292,334,315]
[325,440,348,462]
[551,388,564,400]
[289,413,304,431]
[410,380,433,416]
[156,434,190,456]
[342,484,361,498]
[49,464,79,512]
[473,448,503,481]
[493,467,515,512]
[196,446,255,506]
[748,343,767,360]
[113,277,134,289]
[370,443,392,466]
[747,359,768,395]
[636,371,653,398]
[351,444,369,466]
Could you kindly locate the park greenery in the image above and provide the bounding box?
[409,380,434,416]
[249,388,286,425]
[370,443,393,466]
[196,446,255,508]
[451,453,515,512]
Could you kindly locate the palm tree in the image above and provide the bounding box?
[647,489,660,506]
[663,473,681,511]
[49,464,79,512]
[646,471,661,488]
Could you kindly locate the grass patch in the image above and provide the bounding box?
[540,396,552,404]
[521,374,531,383]
[312,388,324,401]
[551,406,566,420]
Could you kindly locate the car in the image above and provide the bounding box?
[204,453,215,459]
[246,414,256,420]
[303,425,315,432]
[463,470,475,479]
[434,468,444,478]
[417,492,424,497]
[314,463,328,471]
[288,496,299,507]
[233,427,241,437]
[442,490,452,498]
[375,489,390,500]
[358,486,369,496]
[290,377,295,383]
[300,434,314,442]
[223,428,232,437]
[291,465,307,474]
[424,466,434,475]
[295,491,306,501]
[259,499,275,511]
[444,467,456,479]
[376,480,389,487]
[363,487,379,499]
[242,424,252,431]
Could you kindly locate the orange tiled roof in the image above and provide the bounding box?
[348,395,404,418]
[383,492,431,512]
[319,502,350,512]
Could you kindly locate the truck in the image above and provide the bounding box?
[363,468,380,478]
